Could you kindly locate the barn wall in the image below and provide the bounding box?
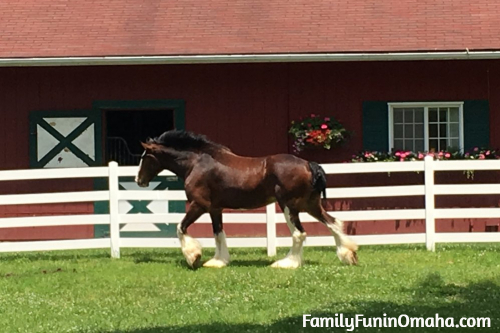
[0,59,499,239]
[1,60,499,168]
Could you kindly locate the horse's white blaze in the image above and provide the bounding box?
[203,231,230,268]
[271,207,306,269]
[134,158,143,184]
[177,224,202,267]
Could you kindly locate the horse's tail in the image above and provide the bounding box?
[309,161,327,199]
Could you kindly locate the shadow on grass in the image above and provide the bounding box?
[99,273,499,333]
[131,255,323,268]
[227,259,274,267]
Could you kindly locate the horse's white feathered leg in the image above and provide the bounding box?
[327,217,358,265]
[177,224,202,268]
[271,207,306,269]
[204,231,230,268]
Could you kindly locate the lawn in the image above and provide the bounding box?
[0,244,499,332]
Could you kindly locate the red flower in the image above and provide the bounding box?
[321,124,328,129]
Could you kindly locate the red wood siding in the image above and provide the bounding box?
[0,60,500,239]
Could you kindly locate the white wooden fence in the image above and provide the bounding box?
[1,156,500,258]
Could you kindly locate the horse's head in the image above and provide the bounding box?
[135,141,163,187]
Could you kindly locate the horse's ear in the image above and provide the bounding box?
[140,141,152,150]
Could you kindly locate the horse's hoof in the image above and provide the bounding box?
[188,253,202,269]
[338,247,358,265]
[203,258,228,268]
[270,257,301,269]
[351,252,359,265]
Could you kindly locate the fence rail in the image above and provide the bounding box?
[1,156,500,257]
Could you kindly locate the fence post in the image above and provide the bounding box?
[266,203,277,256]
[108,161,120,258]
[424,156,436,251]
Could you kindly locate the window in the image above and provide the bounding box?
[388,102,464,153]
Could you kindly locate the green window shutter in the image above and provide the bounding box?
[362,101,389,151]
[463,100,490,150]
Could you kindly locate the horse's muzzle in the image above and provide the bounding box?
[135,177,148,188]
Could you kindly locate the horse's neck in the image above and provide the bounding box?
[160,148,242,177]
[159,150,197,179]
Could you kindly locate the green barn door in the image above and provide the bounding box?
[93,99,186,239]
[93,175,184,238]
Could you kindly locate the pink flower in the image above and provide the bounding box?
[324,117,330,121]
[395,152,401,157]
[479,154,485,159]
[445,153,451,158]
[310,114,315,117]
[474,147,479,152]
[321,124,328,129]
[418,153,424,159]
[486,150,491,155]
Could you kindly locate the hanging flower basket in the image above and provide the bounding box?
[289,114,350,153]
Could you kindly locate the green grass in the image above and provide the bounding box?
[0,244,499,332]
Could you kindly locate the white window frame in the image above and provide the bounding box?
[388,102,464,153]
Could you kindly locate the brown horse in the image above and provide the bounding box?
[135,130,358,269]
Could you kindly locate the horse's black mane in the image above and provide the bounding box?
[149,130,230,153]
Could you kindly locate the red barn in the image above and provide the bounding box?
[1,0,500,240]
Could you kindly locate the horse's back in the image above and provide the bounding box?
[265,153,309,173]
[264,154,312,187]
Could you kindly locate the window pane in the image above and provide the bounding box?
[450,107,459,122]
[415,140,424,152]
[405,140,414,151]
[429,108,438,122]
[404,110,413,123]
[450,123,459,137]
[415,124,424,138]
[394,124,403,138]
[439,124,447,137]
[394,110,403,123]
[393,104,462,153]
[429,139,438,151]
[429,124,438,137]
[449,139,459,150]
[440,139,447,150]
[439,109,448,122]
[404,125,414,138]
[394,139,404,150]
[415,109,424,123]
